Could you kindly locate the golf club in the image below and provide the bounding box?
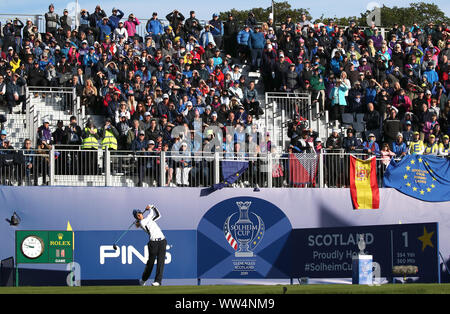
[112,205,155,250]
[113,220,136,250]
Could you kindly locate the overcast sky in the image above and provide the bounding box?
[1,0,449,22]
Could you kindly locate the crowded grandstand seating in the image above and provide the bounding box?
[0,4,448,188]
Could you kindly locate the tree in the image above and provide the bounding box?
[360,2,450,28]
[218,1,312,25]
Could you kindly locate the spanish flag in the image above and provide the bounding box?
[350,156,380,209]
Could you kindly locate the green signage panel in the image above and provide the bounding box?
[16,231,74,264]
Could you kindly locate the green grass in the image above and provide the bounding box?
[1,284,450,294]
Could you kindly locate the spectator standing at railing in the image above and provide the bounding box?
[392,133,408,158]
[45,4,60,36]
[383,107,403,148]
[438,135,449,156]
[81,119,100,149]
[342,128,362,153]
[408,131,424,155]
[423,134,439,155]
[362,133,380,156]
[37,119,53,145]
[99,118,119,150]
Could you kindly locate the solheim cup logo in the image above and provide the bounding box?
[223,201,265,257]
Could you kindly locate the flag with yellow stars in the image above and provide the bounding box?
[383,155,450,202]
[200,161,249,196]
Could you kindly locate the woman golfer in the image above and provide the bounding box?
[134,204,166,286]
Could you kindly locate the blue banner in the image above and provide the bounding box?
[290,223,440,283]
[74,230,197,280]
[383,155,450,202]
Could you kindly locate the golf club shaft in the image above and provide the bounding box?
[113,207,153,247]
[113,220,136,247]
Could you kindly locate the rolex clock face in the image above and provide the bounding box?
[21,235,45,259]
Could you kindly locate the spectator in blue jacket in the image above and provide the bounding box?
[392,132,408,158]
[209,13,223,49]
[97,17,114,42]
[146,12,164,48]
[108,8,124,30]
[237,25,252,64]
[248,25,265,71]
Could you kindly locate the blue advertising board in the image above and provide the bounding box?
[290,222,440,283]
[197,197,292,279]
[74,230,197,280]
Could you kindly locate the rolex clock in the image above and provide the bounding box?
[20,235,45,259]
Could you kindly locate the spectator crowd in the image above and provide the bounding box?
[0,3,449,170]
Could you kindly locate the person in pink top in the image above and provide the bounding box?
[124,13,140,39]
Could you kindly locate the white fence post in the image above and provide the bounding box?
[49,147,55,186]
[105,148,111,186]
[267,153,273,188]
[160,151,166,187]
[214,152,220,185]
[319,152,325,188]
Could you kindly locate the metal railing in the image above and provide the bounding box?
[25,87,82,147]
[0,148,411,188]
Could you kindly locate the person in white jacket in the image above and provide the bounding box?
[113,21,128,42]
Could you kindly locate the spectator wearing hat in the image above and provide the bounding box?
[342,128,362,153]
[45,4,60,36]
[97,16,114,42]
[108,7,124,30]
[248,25,265,71]
[362,133,380,156]
[438,135,449,156]
[237,25,252,64]
[99,118,119,150]
[402,121,414,145]
[223,13,239,57]
[392,132,408,158]
[209,13,223,49]
[60,9,72,34]
[146,13,164,47]
[408,131,424,155]
[423,134,439,155]
[123,14,140,41]
[114,21,129,43]
[166,9,185,31]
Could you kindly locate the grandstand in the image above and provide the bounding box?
[0,2,449,293]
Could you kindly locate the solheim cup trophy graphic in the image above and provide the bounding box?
[224,201,265,257]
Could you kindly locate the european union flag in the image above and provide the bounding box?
[383,155,450,202]
[200,160,249,196]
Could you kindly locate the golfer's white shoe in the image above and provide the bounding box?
[151,282,160,286]
[139,279,146,286]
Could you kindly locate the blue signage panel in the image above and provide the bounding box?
[74,230,197,280]
[290,222,440,283]
[197,197,292,279]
